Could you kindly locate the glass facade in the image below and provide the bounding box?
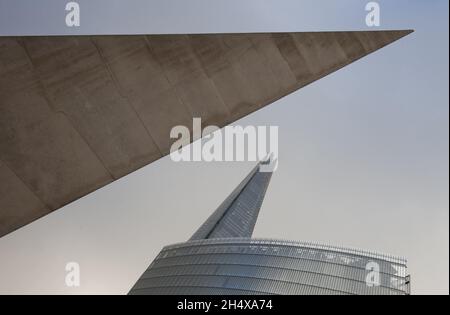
[190,164,272,240]
[129,161,410,295]
[129,239,410,295]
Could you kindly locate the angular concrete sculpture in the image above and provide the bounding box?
[0,31,412,237]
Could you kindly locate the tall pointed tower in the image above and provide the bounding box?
[129,162,410,295]
[191,160,273,240]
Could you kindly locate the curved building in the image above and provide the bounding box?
[129,161,410,295]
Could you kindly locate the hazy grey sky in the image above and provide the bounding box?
[0,0,448,295]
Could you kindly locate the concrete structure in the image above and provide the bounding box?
[129,161,411,295]
[0,31,413,237]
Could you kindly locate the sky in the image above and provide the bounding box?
[0,0,448,295]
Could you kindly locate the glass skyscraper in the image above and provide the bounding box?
[129,161,410,295]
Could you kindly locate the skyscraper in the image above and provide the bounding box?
[129,161,411,295]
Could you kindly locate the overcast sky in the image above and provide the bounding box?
[0,0,448,295]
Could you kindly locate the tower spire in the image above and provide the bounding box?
[190,160,273,240]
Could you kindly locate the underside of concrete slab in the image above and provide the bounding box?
[0,30,413,237]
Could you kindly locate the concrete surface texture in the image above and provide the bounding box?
[0,31,412,238]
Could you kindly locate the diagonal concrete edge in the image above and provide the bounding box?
[0,30,414,238]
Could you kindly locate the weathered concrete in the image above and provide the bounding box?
[0,31,413,237]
